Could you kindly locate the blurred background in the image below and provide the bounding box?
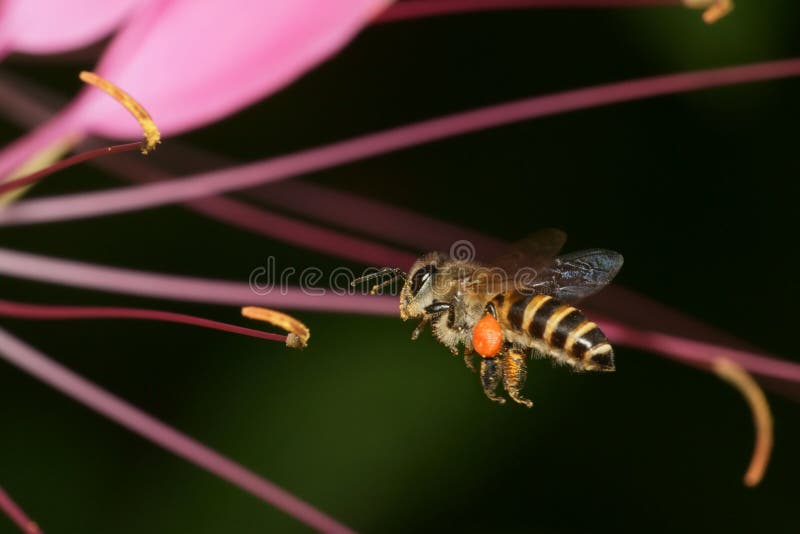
[1,1,798,532]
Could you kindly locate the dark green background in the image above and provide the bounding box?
[1,2,798,532]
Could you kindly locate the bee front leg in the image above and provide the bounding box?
[502,348,533,408]
[411,302,452,340]
[410,316,430,340]
[479,357,506,405]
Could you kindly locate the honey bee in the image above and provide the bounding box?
[353,229,623,407]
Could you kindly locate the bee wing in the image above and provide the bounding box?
[467,228,567,295]
[530,249,624,303]
[489,228,567,274]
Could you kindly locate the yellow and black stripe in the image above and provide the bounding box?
[491,291,615,370]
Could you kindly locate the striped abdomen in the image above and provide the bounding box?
[491,291,614,371]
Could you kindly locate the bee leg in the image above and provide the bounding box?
[413,301,451,341]
[410,316,429,340]
[463,346,477,373]
[479,357,506,405]
[502,348,533,408]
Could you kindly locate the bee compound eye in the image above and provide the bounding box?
[410,264,437,295]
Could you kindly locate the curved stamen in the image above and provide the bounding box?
[242,306,310,348]
[712,358,773,487]
[78,71,160,154]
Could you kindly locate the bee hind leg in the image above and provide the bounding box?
[502,348,533,408]
[479,357,506,405]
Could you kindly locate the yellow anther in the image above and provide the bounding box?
[241,306,310,349]
[712,357,773,487]
[683,0,734,24]
[79,71,161,154]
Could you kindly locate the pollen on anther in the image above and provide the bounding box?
[683,0,734,23]
[242,306,310,349]
[79,71,161,154]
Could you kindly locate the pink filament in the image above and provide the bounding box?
[89,140,489,265]
[248,181,506,258]
[597,316,800,384]
[0,327,355,534]
[0,486,40,534]
[176,196,417,268]
[2,57,800,225]
[0,142,141,195]
[378,0,679,23]
[0,299,288,343]
[0,103,82,183]
[0,247,399,315]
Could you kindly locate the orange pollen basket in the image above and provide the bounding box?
[472,313,503,358]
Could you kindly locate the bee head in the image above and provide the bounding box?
[399,252,447,320]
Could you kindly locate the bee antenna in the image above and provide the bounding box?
[351,268,407,293]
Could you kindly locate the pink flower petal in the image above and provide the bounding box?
[80,0,392,138]
[0,0,142,57]
[0,0,390,179]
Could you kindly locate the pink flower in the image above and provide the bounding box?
[0,0,142,57]
[0,0,391,178]
[0,1,794,531]
[0,2,391,532]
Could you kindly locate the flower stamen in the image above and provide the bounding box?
[242,306,310,349]
[0,142,141,196]
[712,357,773,487]
[79,71,161,153]
[683,0,733,23]
[0,299,289,344]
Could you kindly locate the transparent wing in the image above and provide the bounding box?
[528,249,624,303]
[490,228,567,275]
[468,228,567,295]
